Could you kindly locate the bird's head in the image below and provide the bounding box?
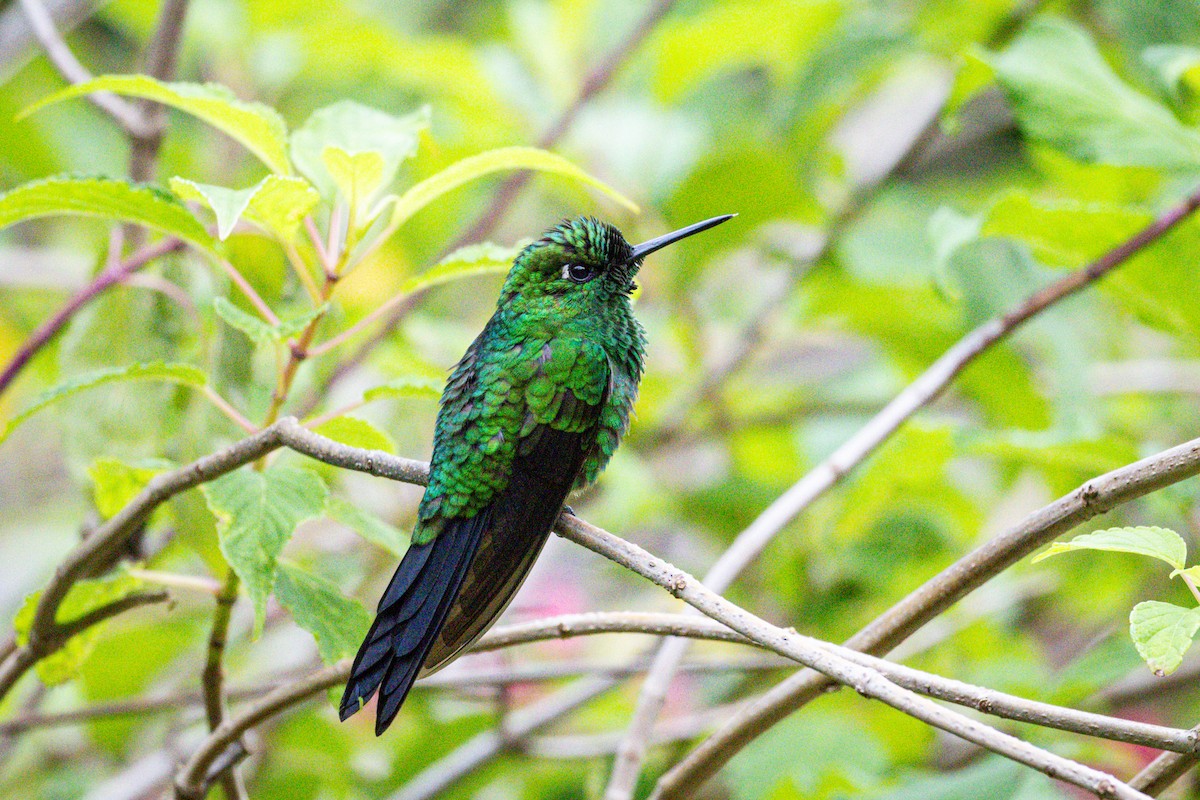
[499,214,734,312]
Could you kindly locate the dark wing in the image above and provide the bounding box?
[421,387,603,673]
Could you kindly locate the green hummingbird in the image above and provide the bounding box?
[340,213,733,734]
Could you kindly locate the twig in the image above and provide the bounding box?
[615,180,1200,800]
[127,0,190,183]
[0,237,183,397]
[16,0,148,136]
[386,678,617,800]
[551,515,1151,800]
[652,432,1200,798]
[1129,749,1196,796]
[200,570,243,800]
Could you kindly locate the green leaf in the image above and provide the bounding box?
[943,49,995,133]
[362,374,444,403]
[1033,526,1187,570]
[0,176,218,254]
[327,496,407,556]
[23,75,291,174]
[322,147,386,220]
[213,298,327,346]
[389,147,639,229]
[14,574,147,685]
[1,361,207,445]
[312,416,396,454]
[170,178,258,240]
[88,457,170,518]
[1174,565,1200,583]
[171,175,320,242]
[201,466,327,633]
[989,18,1200,168]
[244,175,320,240]
[399,241,522,294]
[1143,44,1200,100]
[274,562,370,664]
[1129,601,1200,675]
[289,101,429,203]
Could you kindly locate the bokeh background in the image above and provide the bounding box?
[4,0,1200,798]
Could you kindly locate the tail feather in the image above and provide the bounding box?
[339,511,489,733]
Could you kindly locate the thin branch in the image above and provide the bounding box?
[0,237,183,397]
[552,515,1151,800]
[200,386,257,434]
[127,0,190,183]
[1129,749,1197,796]
[53,590,168,641]
[16,0,148,135]
[385,678,617,800]
[200,570,243,800]
[617,182,1200,799]
[653,432,1200,798]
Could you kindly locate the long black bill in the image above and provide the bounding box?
[626,214,735,263]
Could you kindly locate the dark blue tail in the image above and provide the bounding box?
[339,512,489,734]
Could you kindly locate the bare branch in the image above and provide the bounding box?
[653,431,1200,797]
[16,0,148,135]
[385,678,617,800]
[0,237,184,398]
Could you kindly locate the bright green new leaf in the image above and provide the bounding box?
[171,175,320,241]
[274,561,370,664]
[1033,526,1187,570]
[980,193,1148,267]
[22,75,291,174]
[1129,601,1200,675]
[214,298,327,346]
[0,176,218,255]
[322,147,386,221]
[88,458,170,519]
[0,362,207,445]
[990,18,1200,169]
[327,496,408,556]
[170,178,259,240]
[289,101,429,202]
[399,242,523,294]
[201,466,327,633]
[245,175,320,240]
[312,415,397,454]
[389,147,639,229]
[14,574,147,685]
[363,374,444,403]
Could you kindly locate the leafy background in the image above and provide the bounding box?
[3,0,1200,798]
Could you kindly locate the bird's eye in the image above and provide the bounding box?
[564,263,595,283]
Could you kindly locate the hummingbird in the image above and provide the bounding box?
[340,213,734,734]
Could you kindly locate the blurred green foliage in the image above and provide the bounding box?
[3,1,1200,799]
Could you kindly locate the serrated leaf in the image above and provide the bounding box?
[14,574,146,685]
[171,175,320,242]
[327,496,407,556]
[213,297,276,345]
[989,18,1200,168]
[0,176,218,254]
[214,298,327,346]
[1033,526,1187,570]
[0,361,207,445]
[1130,601,1200,675]
[244,175,320,240]
[201,466,327,634]
[363,374,444,403]
[88,457,170,518]
[399,242,522,294]
[289,101,429,202]
[274,561,370,664]
[170,178,258,240]
[312,416,396,454]
[23,75,291,174]
[322,147,386,222]
[389,146,639,229]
